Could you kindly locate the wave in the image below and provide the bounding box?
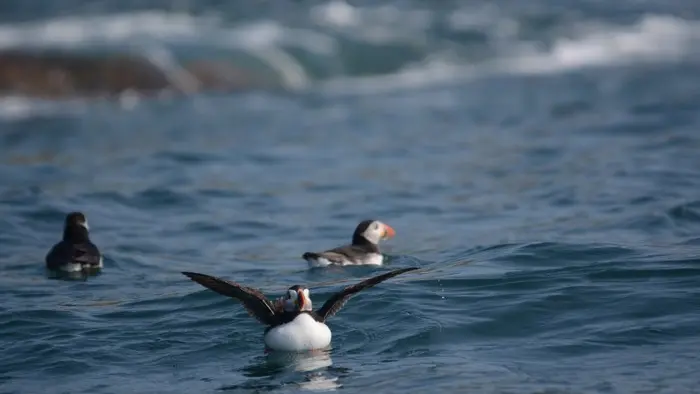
[0,5,698,116]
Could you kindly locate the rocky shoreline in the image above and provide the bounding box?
[0,51,272,99]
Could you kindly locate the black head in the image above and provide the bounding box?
[287,284,306,292]
[65,212,88,228]
[352,219,396,246]
[63,211,90,242]
[354,220,375,236]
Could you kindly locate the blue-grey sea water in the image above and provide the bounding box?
[1,1,700,393]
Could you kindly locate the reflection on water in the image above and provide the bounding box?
[269,349,341,391]
[233,349,341,392]
[264,348,334,372]
[299,374,341,392]
[45,268,101,281]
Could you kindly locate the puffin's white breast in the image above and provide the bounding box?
[307,253,384,268]
[264,313,332,352]
[354,253,384,266]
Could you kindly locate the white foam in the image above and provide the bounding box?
[507,15,699,75]
[0,10,695,107]
[220,20,337,56]
[0,11,337,63]
[0,97,88,121]
[311,0,431,31]
[319,14,700,96]
[318,56,473,95]
[310,0,359,28]
[0,12,331,90]
[310,0,432,44]
[0,12,210,49]
[0,97,38,120]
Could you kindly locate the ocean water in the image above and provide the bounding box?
[1,1,700,393]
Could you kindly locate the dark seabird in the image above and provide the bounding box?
[45,212,102,272]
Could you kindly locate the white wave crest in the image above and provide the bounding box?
[508,15,700,74]
[319,14,700,95]
[0,12,341,91]
[0,10,696,110]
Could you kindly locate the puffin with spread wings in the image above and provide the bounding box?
[182,267,418,352]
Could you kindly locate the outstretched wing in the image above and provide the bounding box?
[315,267,419,321]
[182,271,278,326]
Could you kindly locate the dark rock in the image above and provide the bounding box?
[0,50,270,99]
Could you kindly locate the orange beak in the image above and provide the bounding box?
[382,224,396,239]
[297,289,305,310]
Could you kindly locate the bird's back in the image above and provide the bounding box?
[46,240,101,270]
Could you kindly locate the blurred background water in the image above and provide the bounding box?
[1,0,700,393]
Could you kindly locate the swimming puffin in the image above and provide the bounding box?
[302,219,396,267]
[182,266,418,352]
[45,212,103,272]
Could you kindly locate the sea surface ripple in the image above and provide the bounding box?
[2,1,700,393]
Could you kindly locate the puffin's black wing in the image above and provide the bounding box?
[182,271,278,326]
[303,244,377,265]
[315,267,419,321]
[302,250,347,265]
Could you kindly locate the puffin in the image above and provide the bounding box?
[45,212,103,272]
[302,219,396,267]
[182,266,418,352]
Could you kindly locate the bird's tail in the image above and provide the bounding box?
[302,252,320,261]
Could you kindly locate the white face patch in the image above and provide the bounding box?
[79,220,89,231]
[287,289,298,301]
[361,221,384,244]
